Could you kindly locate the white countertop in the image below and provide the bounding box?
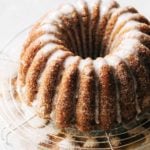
[0,0,149,50]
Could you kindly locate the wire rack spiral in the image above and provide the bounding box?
[0,27,149,150]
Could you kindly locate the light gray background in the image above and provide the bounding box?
[0,0,149,50]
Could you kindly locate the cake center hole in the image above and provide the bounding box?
[66,27,106,59]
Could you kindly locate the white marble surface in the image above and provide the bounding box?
[0,0,149,50]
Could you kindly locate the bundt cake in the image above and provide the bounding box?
[17,0,150,132]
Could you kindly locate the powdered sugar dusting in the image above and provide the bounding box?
[113,39,138,58]
[114,12,134,28]
[42,11,61,24]
[58,137,77,149]
[93,58,107,74]
[105,55,121,67]
[75,0,86,13]
[122,29,149,40]
[60,4,74,15]
[39,43,59,54]
[101,0,117,16]
[47,50,66,62]
[39,24,58,33]
[119,20,142,33]
[78,58,92,71]
[112,12,135,35]
[83,138,99,148]
[88,0,100,13]
[37,34,57,43]
[64,56,80,68]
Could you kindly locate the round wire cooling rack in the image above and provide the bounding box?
[0,27,149,150]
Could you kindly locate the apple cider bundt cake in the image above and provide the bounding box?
[17,0,150,131]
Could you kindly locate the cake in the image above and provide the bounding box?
[16,0,150,132]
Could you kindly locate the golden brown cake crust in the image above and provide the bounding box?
[113,58,136,122]
[76,58,96,131]
[25,46,70,105]
[36,51,73,119]
[55,56,80,128]
[99,63,117,130]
